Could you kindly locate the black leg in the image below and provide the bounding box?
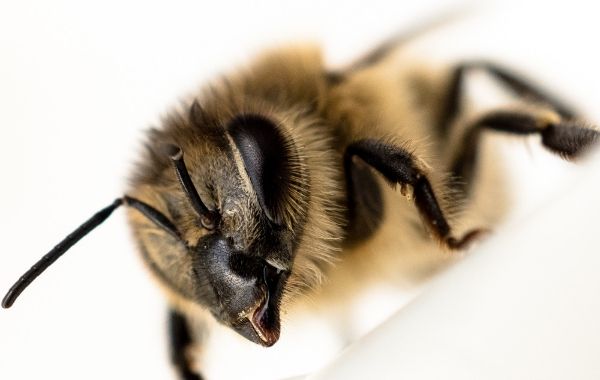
[450,109,600,187]
[345,139,483,250]
[169,309,203,380]
[438,61,577,135]
[343,156,384,246]
[328,13,458,84]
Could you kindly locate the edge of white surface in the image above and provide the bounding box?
[307,149,600,380]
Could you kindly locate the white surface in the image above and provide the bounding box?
[1,1,600,379]
[307,149,600,380]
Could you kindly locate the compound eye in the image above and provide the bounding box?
[200,213,217,230]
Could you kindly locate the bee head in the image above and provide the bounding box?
[128,101,311,346]
[3,51,344,347]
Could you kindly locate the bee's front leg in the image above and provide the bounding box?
[169,308,203,380]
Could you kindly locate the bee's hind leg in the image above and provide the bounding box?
[449,108,599,192]
[437,61,599,192]
[437,61,578,136]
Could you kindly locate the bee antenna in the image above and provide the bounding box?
[164,144,213,219]
[2,196,183,309]
[2,198,123,309]
[123,196,182,240]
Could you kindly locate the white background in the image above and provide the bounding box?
[1,1,600,379]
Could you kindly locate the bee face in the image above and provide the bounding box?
[129,105,312,346]
[193,234,290,346]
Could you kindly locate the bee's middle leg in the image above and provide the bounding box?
[344,139,484,250]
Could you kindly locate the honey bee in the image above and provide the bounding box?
[2,10,599,380]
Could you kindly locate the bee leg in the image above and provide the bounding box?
[438,61,577,135]
[169,308,203,380]
[343,156,385,245]
[450,109,600,189]
[345,139,483,250]
[328,14,458,84]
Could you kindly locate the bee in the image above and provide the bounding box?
[3,20,599,380]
